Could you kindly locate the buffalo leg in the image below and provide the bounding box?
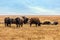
[36,24,37,27]
[30,23,32,27]
[17,25,18,27]
[7,24,8,27]
[21,24,23,27]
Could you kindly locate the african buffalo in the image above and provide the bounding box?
[42,21,51,25]
[22,16,29,24]
[4,17,24,27]
[29,17,41,27]
[4,17,11,27]
[15,17,24,27]
[52,21,58,25]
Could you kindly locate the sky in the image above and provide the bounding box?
[0,0,60,15]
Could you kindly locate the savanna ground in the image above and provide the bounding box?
[0,15,60,40]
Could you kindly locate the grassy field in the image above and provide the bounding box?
[0,15,60,40]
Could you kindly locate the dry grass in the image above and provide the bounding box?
[0,15,60,40]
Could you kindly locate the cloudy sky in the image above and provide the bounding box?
[0,0,60,15]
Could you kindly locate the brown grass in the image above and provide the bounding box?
[0,15,60,40]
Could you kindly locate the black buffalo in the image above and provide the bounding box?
[52,21,58,25]
[42,21,51,25]
[15,17,24,27]
[22,16,29,24]
[10,18,16,24]
[29,17,41,27]
[4,17,24,27]
[4,17,11,27]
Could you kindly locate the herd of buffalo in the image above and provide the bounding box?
[4,16,58,27]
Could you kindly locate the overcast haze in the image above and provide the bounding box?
[0,0,60,15]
